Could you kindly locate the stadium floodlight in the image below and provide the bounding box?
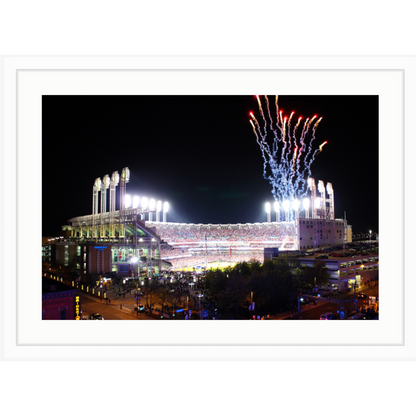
[163,202,169,223]
[265,202,271,213]
[141,197,148,209]
[274,200,280,223]
[133,196,140,208]
[315,197,321,208]
[282,200,290,212]
[163,202,169,222]
[148,198,156,222]
[292,199,300,211]
[326,182,333,194]
[156,200,162,222]
[265,202,271,223]
[125,194,131,208]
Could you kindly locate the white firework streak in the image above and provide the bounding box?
[249,95,325,215]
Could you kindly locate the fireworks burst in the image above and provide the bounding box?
[250,95,326,220]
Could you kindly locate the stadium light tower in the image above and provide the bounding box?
[163,201,169,223]
[100,174,110,237]
[109,171,119,238]
[274,201,280,223]
[119,167,130,240]
[110,171,119,212]
[92,177,101,238]
[100,175,110,214]
[265,202,271,223]
[318,180,326,219]
[308,178,317,219]
[326,182,334,220]
[120,167,130,211]
[92,178,101,216]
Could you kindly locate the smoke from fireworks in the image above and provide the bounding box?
[250,95,327,219]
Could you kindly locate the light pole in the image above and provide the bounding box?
[197,293,204,320]
[130,256,138,282]
[369,230,372,249]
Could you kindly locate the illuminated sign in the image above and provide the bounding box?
[94,246,107,251]
[75,296,80,320]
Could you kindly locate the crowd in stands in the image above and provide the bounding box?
[155,223,296,270]
[155,223,295,243]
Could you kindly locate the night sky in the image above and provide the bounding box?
[42,95,378,237]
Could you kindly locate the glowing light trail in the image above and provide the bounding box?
[250,95,327,221]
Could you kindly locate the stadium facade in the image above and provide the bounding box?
[42,168,352,280]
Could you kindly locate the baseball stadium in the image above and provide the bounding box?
[42,167,349,278]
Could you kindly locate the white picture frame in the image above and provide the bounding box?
[1,55,415,360]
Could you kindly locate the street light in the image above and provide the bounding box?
[197,293,204,320]
[369,230,372,248]
[130,256,138,280]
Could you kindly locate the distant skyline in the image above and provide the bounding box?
[42,95,378,236]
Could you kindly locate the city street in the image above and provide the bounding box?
[274,284,379,320]
[78,283,378,320]
[79,292,155,320]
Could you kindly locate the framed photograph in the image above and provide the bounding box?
[1,52,416,363]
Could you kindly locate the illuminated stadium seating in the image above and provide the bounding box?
[148,222,296,270]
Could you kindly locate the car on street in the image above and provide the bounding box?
[136,303,145,311]
[347,313,367,319]
[89,313,104,320]
[320,312,335,320]
[357,293,367,298]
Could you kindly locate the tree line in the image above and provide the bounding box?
[204,258,330,317]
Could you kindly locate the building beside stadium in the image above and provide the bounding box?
[42,168,353,284]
